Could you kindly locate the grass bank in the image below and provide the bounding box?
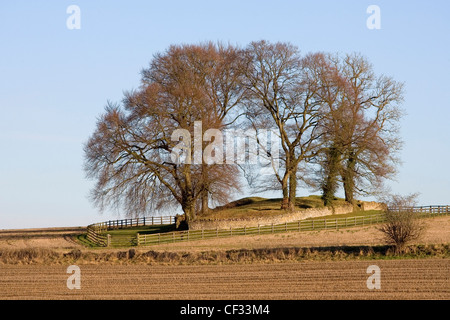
[0,243,448,265]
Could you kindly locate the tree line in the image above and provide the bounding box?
[84,40,404,226]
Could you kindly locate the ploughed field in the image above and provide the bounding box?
[0,215,448,299]
[0,259,448,299]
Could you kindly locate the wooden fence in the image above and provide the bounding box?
[86,205,450,247]
[86,226,108,247]
[86,216,176,247]
[137,205,449,247]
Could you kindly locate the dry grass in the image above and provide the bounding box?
[0,227,84,249]
[0,242,448,266]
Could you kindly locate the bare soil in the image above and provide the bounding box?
[0,259,448,300]
[0,217,448,300]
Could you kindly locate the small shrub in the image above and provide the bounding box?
[379,209,425,254]
[378,193,425,255]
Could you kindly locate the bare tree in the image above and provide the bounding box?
[84,43,245,225]
[311,53,404,206]
[243,41,325,210]
[378,193,425,254]
[84,40,406,226]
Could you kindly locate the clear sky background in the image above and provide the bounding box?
[1,0,449,229]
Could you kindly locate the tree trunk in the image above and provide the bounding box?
[288,169,297,211]
[281,172,289,209]
[322,146,341,206]
[342,152,356,207]
[182,164,196,225]
[183,202,195,227]
[201,190,209,215]
[200,162,209,215]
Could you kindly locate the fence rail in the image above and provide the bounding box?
[86,205,450,247]
[137,205,449,247]
[86,227,108,246]
[86,215,177,247]
[136,213,388,246]
[91,216,175,231]
[389,205,450,214]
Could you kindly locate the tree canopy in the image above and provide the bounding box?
[84,40,404,225]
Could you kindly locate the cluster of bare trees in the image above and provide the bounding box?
[84,41,404,226]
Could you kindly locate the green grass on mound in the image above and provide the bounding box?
[198,195,350,220]
[105,224,177,236]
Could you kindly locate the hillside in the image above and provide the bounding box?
[198,195,351,220]
[197,195,374,220]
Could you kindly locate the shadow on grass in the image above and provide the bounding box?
[104,224,181,236]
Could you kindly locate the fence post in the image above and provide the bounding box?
[107,234,111,247]
[136,233,140,246]
[216,228,219,238]
[161,216,163,225]
[143,217,146,226]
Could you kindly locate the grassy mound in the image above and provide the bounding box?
[198,195,349,220]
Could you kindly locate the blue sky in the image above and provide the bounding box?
[1,0,449,229]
